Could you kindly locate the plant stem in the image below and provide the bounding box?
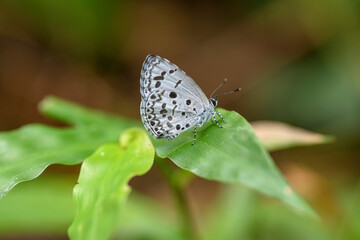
[155,156,197,240]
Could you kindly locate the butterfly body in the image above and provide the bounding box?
[140,54,226,144]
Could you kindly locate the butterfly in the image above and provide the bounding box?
[140,54,240,145]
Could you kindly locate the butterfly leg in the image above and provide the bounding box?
[215,110,226,123]
[192,126,197,145]
[212,112,222,128]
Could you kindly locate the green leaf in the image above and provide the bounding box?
[68,128,155,240]
[154,109,317,217]
[39,96,137,128]
[0,95,328,211]
[0,96,138,199]
[251,121,334,151]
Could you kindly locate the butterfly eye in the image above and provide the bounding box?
[210,98,217,107]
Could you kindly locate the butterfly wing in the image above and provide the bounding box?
[140,88,200,139]
[140,55,210,139]
[140,55,208,104]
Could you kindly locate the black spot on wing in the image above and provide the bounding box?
[154,76,164,80]
[172,105,177,115]
[153,71,167,81]
[169,92,177,98]
[175,80,182,88]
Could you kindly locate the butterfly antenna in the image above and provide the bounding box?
[214,88,241,98]
[210,78,228,98]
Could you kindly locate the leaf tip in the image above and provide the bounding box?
[283,186,294,196]
[119,128,154,151]
[38,95,57,114]
[284,188,319,219]
[323,135,336,144]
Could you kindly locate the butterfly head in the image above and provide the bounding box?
[209,97,218,108]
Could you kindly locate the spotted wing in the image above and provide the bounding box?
[140,87,201,139]
[140,54,210,139]
[140,54,208,104]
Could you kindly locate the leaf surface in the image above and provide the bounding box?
[0,96,138,199]
[0,96,329,217]
[68,128,155,240]
[154,109,316,217]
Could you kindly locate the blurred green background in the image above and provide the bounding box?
[0,0,359,239]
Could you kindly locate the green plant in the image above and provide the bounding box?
[0,96,332,240]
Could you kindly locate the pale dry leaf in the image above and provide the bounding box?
[251,121,333,151]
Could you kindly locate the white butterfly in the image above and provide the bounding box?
[140,54,239,145]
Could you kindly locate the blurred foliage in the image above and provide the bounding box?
[0,172,181,240]
[251,120,334,151]
[0,173,74,237]
[0,0,131,71]
[251,52,360,140]
[1,172,360,240]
